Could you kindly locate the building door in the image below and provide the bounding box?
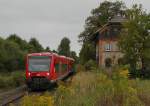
[105,58,112,67]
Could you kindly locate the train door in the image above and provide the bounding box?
[59,58,68,77]
[54,58,61,78]
[61,63,68,76]
[68,61,75,73]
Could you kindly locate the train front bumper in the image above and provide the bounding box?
[26,77,51,89]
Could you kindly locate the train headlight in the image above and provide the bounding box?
[28,72,31,76]
[46,73,50,76]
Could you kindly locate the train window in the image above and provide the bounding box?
[61,64,68,72]
[55,63,60,72]
[28,56,51,72]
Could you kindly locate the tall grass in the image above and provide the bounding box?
[53,69,150,106]
[21,92,54,106]
[21,68,150,106]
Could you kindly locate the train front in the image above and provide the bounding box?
[26,53,52,90]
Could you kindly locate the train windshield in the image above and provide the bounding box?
[28,56,51,72]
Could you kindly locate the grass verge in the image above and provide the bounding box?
[21,69,150,106]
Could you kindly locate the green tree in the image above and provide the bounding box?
[29,38,44,53]
[0,37,5,70]
[119,4,150,76]
[57,37,71,56]
[79,1,125,42]
[0,40,24,71]
[45,46,51,52]
[70,51,79,64]
[78,1,126,64]
[7,34,29,52]
[52,50,57,53]
[0,35,48,72]
[79,43,95,64]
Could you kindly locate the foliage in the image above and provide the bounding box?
[78,1,126,43]
[79,43,95,64]
[19,69,150,106]
[119,4,150,77]
[79,1,126,64]
[70,51,79,64]
[0,38,24,71]
[7,34,29,51]
[21,92,54,106]
[75,64,86,72]
[0,34,44,72]
[84,59,97,70]
[52,50,58,53]
[0,35,78,72]
[29,37,44,53]
[11,71,25,87]
[51,71,149,106]
[57,37,71,57]
[0,71,25,89]
[57,37,78,63]
[45,46,51,52]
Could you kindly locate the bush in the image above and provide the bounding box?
[21,92,54,106]
[12,71,25,87]
[53,71,147,106]
[0,77,7,88]
[76,64,86,72]
[0,71,25,89]
[84,60,97,70]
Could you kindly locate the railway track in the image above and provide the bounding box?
[0,85,27,106]
[0,85,55,106]
[0,74,75,106]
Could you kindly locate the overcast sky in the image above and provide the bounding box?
[0,0,150,54]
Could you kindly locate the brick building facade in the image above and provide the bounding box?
[93,16,126,67]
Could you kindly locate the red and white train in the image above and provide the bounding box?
[25,52,75,90]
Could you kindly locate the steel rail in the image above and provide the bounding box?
[0,85,27,106]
